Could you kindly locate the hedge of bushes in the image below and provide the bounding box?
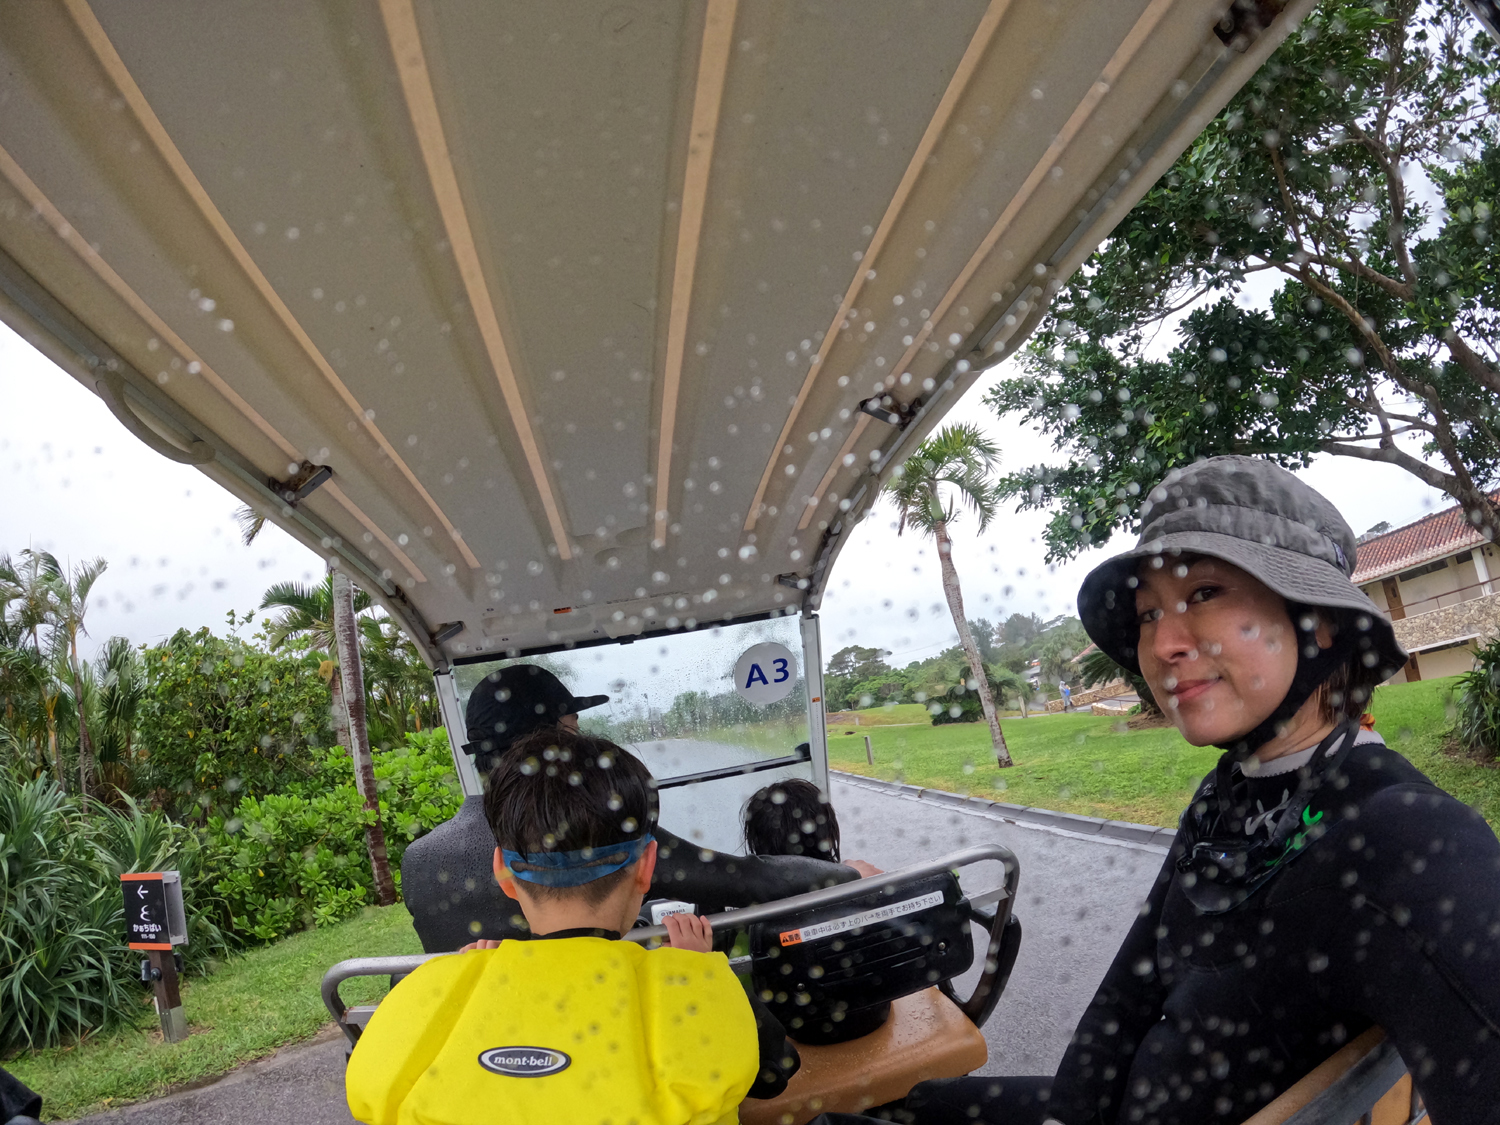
[0,730,460,1052]
[203,730,462,942]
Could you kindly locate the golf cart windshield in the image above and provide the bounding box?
[454,613,819,854]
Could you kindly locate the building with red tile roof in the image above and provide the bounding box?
[1351,497,1500,682]
[1351,499,1495,585]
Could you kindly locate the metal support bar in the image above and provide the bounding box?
[146,948,188,1043]
[1467,0,1500,43]
[624,842,1016,944]
[800,612,831,800]
[653,744,811,791]
[323,954,441,1047]
[433,670,483,798]
[1283,1037,1410,1125]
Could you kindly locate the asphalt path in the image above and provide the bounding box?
[628,737,807,854]
[831,774,1167,1077]
[71,774,1167,1123]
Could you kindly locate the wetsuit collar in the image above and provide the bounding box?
[527,927,622,941]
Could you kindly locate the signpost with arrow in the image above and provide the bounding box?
[121,871,189,1043]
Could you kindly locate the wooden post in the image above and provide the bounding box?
[864,735,873,765]
[147,949,188,1043]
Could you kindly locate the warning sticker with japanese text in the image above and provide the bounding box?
[779,890,944,946]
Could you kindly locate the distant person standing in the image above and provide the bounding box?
[1059,680,1072,711]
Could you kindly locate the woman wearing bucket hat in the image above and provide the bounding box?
[898,457,1500,1124]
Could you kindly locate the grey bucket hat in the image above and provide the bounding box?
[1077,456,1407,678]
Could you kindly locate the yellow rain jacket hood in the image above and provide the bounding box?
[345,937,759,1125]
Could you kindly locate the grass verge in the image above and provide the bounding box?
[827,676,1500,832]
[7,904,420,1121]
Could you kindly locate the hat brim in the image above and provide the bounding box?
[1077,530,1407,677]
[566,693,609,713]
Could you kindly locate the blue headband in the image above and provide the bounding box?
[502,835,654,888]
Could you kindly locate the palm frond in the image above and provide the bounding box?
[882,423,1004,537]
[234,504,267,547]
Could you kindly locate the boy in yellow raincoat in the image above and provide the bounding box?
[345,726,800,1125]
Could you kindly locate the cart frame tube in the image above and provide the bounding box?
[801,611,831,800]
[434,668,484,798]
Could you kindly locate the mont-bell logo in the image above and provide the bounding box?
[477,1046,571,1078]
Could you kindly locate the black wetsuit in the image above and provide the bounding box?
[0,1068,41,1125]
[903,731,1500,1124]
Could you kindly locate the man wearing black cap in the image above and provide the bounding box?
[401,664,860,952]
[459,663,608,773]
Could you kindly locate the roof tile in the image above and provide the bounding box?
[1350,495,1495,584]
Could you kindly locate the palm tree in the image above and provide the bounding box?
[50,556,109,799]
[96,636,146,797]
[885,423,1013,767]
[1078,647,1161,717]
[260,574,370,755]
[1,551,65,785]
[988,665,1033,719]
[332,568,396,906]
[259,569,394,905]
[360,617,438,745]
[0,641,48,776]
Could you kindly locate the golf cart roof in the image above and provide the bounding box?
[0,0,1309,665]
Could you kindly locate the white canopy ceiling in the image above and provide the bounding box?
[0,0,1309,664]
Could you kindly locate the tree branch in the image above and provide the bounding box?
[1267,146,1306,250]
[1302,252,1412,301]
[1378,409,1434,431]
[1283,264,1433,399]
[1320,439,1457,491]
[1326,426,1425,443]
[1445,330,1500,397]
[1365,376,1396,447]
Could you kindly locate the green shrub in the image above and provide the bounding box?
[0,776,125,1051]
[135,629,334,821]
[1453,636,1500,758]
[201,731,461,943]
[0,777,229,1052]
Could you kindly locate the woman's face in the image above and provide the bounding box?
[1133,555,1300,746]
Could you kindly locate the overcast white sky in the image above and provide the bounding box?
[0,315,1448,665]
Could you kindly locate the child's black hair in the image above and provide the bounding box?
[742,778,840,862]
[484,727,657,906]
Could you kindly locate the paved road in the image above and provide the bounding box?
[832,775,1167,1077]
[71,777,1167,1123]
[629,737,806,855]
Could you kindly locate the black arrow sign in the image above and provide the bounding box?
[123,876,169,948]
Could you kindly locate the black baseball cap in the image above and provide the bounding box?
[462,664,608,767]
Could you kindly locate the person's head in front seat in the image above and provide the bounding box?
[484,726,659,934]
[743,778,841,861]
[462,664,608,773]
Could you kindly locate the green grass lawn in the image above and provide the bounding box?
[826,703,934,727]
[828,676,1500,831]
[7,904,421,1121]
[826,702,1024,728]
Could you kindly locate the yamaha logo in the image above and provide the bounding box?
[477,1046,571,1078]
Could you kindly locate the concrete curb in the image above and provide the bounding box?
[830,770,1177,848]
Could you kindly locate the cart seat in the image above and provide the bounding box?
[740,986,987,1125]
[1240,1027,1418,1125]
